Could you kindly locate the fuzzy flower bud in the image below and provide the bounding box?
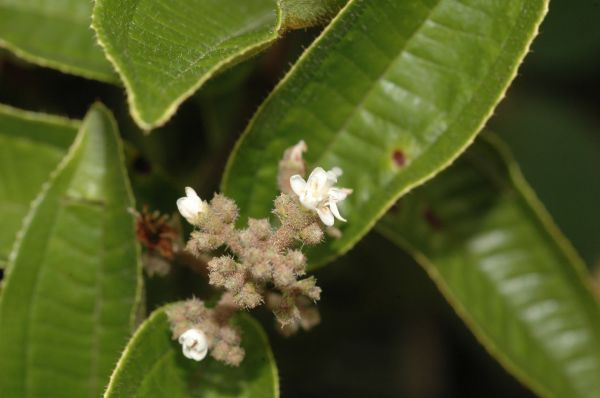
[178,328,209,361]
[234,283,263,309]
[210,194,239,224]
[278,140,307,194]
[299,222,324,245]
[177,187,208,225]
[286,249,306,275]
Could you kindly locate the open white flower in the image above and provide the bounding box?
[177,187,208,225]
[178,328,209,361]
[290,167,352,226]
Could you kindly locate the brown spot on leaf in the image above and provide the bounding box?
[392,149,406,167]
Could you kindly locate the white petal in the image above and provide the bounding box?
[184,186,200,200]
[316,207,335,226]
[328,187,351,201]
[326,167,343,183]
[179,329,208,361]
[177,187,205,225]
[329,201,347,222]
[290,175,307,196]
[307,167,329,197]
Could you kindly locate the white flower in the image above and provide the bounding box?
[177,187,208,225]
[178,328,209,361]
[290,167,352,226]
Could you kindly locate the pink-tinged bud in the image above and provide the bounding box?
[234,283,263,309]
[223,271,246,292]
[294,277,321,301]
[299,222,324,245]
[278,140,307,194]
[286,250,306,275]
[248,218,272,241]
[210,194,239,224]
[208,256,237,274]
[273,263,296,288]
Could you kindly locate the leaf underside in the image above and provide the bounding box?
[92,0,280,129]
[377,135,600,398]
[221,0,549,269]
[0,104,141,398]
[0,105,78,267]
[104,307,279,398]
[0,0,117,82]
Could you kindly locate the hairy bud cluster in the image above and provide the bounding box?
[167,296,244,366]
[184,192,322,330]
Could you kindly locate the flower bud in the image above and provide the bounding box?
[210,194,239,224]
[234,283,263,309]
[294,276,321,301]
[176,187,208,226]
[273,263,296,288]
[299,222,324,245]
[286,249,306,275]
[248,218,272,241]
[178,328,209,361]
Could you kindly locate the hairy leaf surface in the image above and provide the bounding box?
[222,0,548,268]
[377,136,600,398]
[0,105,78,267]
[92,0,281,129]
[0,104,142,398]
[0,0,116,81]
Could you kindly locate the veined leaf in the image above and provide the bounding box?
[377,135,600,398]
[0,0,117,82]
[221,0,548,269]
[0,104,142,397]
[0,104,79,267]
[104,307,279,398]
[492,94,600,266]
[92,0,281,130]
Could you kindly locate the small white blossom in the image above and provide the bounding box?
[177,187,208,225]
[290,167,352,226]
[178,328,208,361]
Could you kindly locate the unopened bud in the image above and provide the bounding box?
[234,283,263,309]
[299,222,324,245]
[211,194,239,224]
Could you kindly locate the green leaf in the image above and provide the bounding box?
[377,135,600,398]
[92,0,282,130]
[492,94,600,266]
[104,306,279,398]
[279,0,347,29]
[0,104,142,397]
[0,0,117,82]
[221,0,548,269]
[0,105,79,267]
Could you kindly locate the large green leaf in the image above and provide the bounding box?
[0,105,79,267]
[92,0,282,130]
[221,0,548,269]
[0,0,117,82]
[104,306,279,398]
[377,135,600,398]
[0,104,142,397]
[492,94,600,266]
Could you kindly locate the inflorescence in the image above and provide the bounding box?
[165,141,351,366]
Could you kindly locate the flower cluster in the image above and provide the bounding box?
[169,140,351,366]
[167,296,244,366]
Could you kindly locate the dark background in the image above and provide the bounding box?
[1,1,599,397]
